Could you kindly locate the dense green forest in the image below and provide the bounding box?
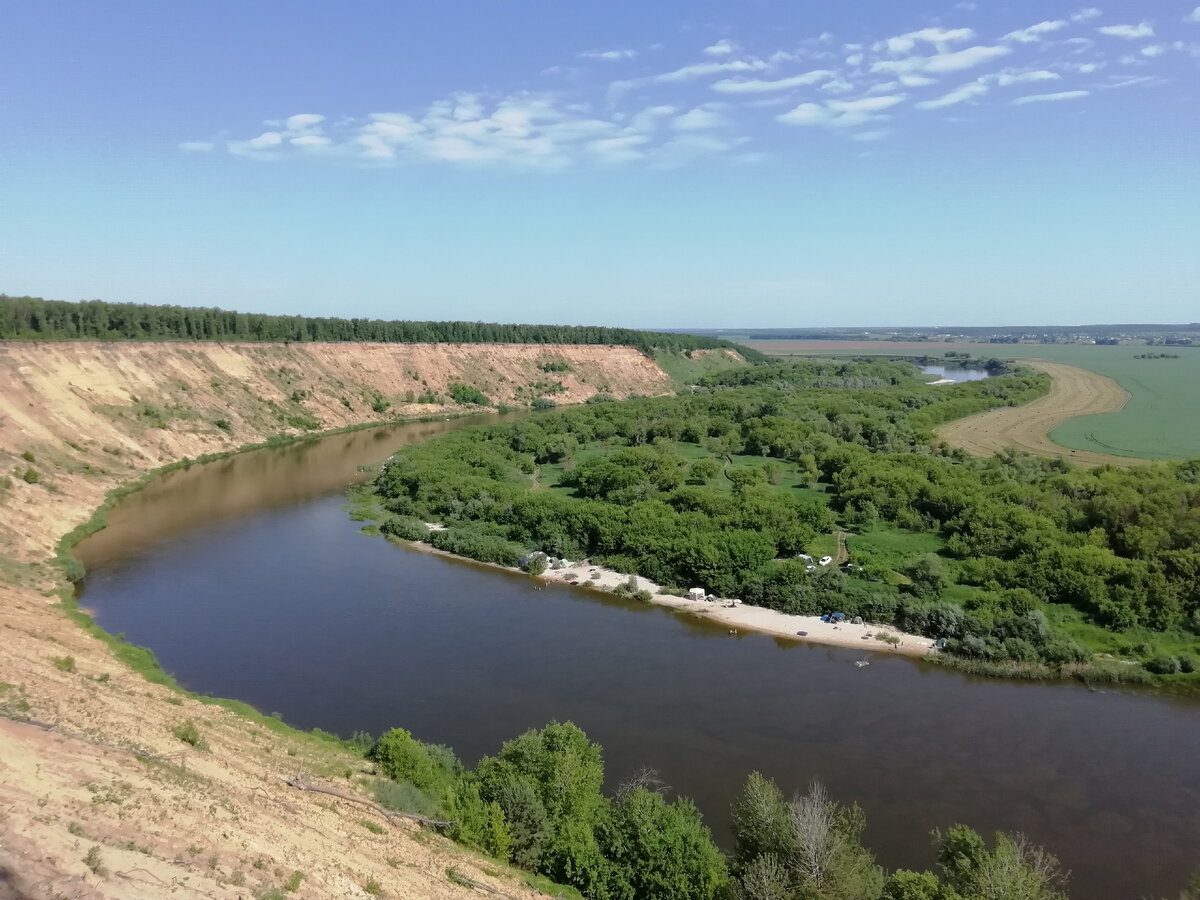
[0,295,763,360]
[332,717,1196,900]
[362,359,1200,682]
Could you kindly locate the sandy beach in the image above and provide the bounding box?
[413,534,935,658]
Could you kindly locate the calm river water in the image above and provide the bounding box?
[75,418,1199,899]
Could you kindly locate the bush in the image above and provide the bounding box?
[448,383,491,406]
[380,516,430,542]
[51,655,76,673]
[429,528,525,567]
[213,418,232,432]
[374,778,442,818]
[370,392,391,414]
[1146,656,1183,675]
[586,393,615,404]
[531,397,556,410]
[21,467,39,484]
[172,720,209,750]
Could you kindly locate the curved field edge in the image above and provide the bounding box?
[934,361,1139,467]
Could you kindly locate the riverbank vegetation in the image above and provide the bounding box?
[362,359,1200,685]
[0,294,763,361]
[351,717,1098,900]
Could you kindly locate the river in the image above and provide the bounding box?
[74,417,1200,900]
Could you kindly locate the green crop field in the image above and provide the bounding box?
[742,339,1200,461]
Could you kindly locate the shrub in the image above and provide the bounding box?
[374,778,442,819]
[284,871,304,892]
[380,516,430,542]
[531,397,556,410]
[21,468,39,484]
[20,450,35,462]
[525,554,548,576]
[213,418,232,432]
[84,845,105,876]
[1146,656,1183,675]
[51,655,76,673]
[370,392,391,414]
[586,393,615,404]
[448,383,490,406]
[633,589,653,603]
[172,720,209,750]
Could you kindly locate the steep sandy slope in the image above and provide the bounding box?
[0,340,680,900]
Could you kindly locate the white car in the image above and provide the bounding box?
[818,556,833,566]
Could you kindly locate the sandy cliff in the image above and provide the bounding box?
[0,340,677,899]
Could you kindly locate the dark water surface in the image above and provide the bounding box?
[76,422,1200,900]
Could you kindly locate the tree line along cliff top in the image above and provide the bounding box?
[0,295,764,362]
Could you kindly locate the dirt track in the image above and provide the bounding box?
[935,360,1138,467]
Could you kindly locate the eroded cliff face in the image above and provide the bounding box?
[0,340,679,900]
[0,341,676,559]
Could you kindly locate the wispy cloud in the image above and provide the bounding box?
[875,27,975,55]
[703,40,735,57]
[1011,89,1090,104]
[711,70,834,94]
[195,6,1182,168]
[872,45,1011,77]
[915,82,989,109]
[1187,7,1200,23]
[1003,21,1067,43]
[579,48,636,61]
[778,95,905,128]
[1097,23,1155,39]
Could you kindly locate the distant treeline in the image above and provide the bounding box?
[0,295,765,361]
[698,323,1200,340]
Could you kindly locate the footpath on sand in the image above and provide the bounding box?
[412,534,934,658]
[934,360,1135,467]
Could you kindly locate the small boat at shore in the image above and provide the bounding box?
[854,659,870,668]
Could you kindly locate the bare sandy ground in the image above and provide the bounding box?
[413,540,933,658]
[544,561,934,658]
[934,360,1136,467]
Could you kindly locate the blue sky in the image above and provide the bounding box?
[2,1,1198,328]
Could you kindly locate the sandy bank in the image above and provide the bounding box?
[411,537,935,658]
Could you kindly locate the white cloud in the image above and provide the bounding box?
[778,94,905,129]
[703,39,735,56]
[672,106,728,130]
[1140,44,1164,56]
[587,135,649,163]
[1075,62,1102,72]
[820,76,855,93]
[285,113,324,131]
[1187,7,1200,22]
[610,59,768,99]
[915,81,989,109]
[290,135,330,147]
[845,53,864,66]
[992,69,1060,86]
[579,48,636,61]
[1004,21,1067,43]
[1011,89,1090,104]
[872,44,1010,76]
[1071,8,1102,21]
[876,27,975,56]
[711,70,834,93]
[1097,23,1154,39]
[851,129,892,141]
[246,132,282,148]
[179,141,214,152]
